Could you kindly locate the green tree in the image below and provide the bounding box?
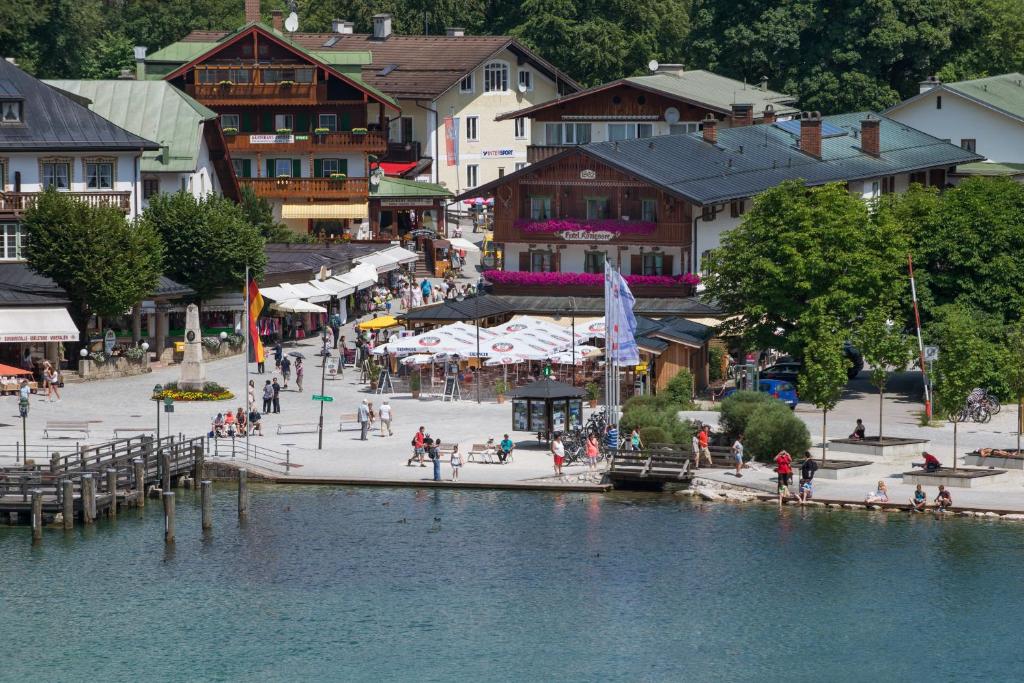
[853,309,913,440]
[704,181,909,360]
[80,31,135,79]
[1004,323,1024,456]
[23,190,163,345]
[796,307,850,461]
[141,192,266,302]
[744,401,812,463]
[239,185,295,243]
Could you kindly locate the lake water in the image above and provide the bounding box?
[2,485,1023,682]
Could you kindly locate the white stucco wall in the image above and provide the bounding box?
[226,153,365,178]
[3,150,144,218]
[887,89,1022,163]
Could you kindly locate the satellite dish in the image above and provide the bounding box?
[648,60,659,73]
[284,12,299,32]
[665,107,680,124]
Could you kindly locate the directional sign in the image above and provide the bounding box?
[312,394,334,402]
[924,345,939,362]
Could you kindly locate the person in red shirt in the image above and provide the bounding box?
[775,450,794,504]
[697,427,712,467]
[407,426,427,467]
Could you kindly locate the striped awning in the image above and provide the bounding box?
[281,203,368,220]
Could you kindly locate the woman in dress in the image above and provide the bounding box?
[585,433,600,472]
[450,444,463,481]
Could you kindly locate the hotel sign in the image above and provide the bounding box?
[558,229,619,241]
[2,333,78,342]
[249,134,294,144]
[380,198,436,207]
[580,169,597,180]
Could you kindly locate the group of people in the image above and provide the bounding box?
[771,449,819,505]
[356,398,393,440]
[406,425,459,481]
[211,407,263,438]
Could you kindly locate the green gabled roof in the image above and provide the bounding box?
[945,73,1024,122]
[954,161,1024,177]
[371,177,452,198]
[622,70,798,115]
[311,51,371,67]
[148,41,219,64]
[44,79,215,173]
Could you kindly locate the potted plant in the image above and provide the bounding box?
[585,381,600,408]
[276,128,293,135]
[409,370,421,399]
[279,79,295,87]
[223,127,239,136]
[314,127,330,135]
[217,80,233,88]
[329,172,347,180]
[368,363,381,391]
[351,127,368,136]
[495,379,509,404]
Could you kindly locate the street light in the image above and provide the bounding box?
[141,341,149,353]
[219,331,228,341]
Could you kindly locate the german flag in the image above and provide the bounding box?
[247,278,265,363]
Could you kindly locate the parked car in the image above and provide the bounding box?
[761,343,864,382]
[722,379,798,409]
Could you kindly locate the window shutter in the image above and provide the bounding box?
[630,255,642,275]
[341,111,352,131]
[551,251,560,273]
[296,113,309,132]
[292,159,302,177]
[242,159,252,178]
[241,112,253,132]
[519,252,530,272]
[338,158,348,175]
[261,112,273,132]
[313,159,323,177]
[662,255,674,275]
[266,159,275,177]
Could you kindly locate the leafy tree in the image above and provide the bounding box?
[1004,324,1024,456]
[141,192,266,302]
[704,181,909,360]
[852,309,913,440]
[80,31,135,79]
[796,308,850,461]
[239,185,295,243]
[719,390,773,441]
[23,190,163,345]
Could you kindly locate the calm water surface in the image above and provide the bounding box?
[2,485,1023,682]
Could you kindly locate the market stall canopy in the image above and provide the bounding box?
[270,299,327,314]
[332,263,379,291]
[377,245,419,265]
[307,278,354,298]
[447,237,481,253]
[0,362,32,376]
[508,378,586,399]
[0,307,79,342]
[281,203,368,220]
[357,315,401,330]
[354,251,402,274]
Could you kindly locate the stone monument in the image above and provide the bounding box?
[178,303,206,391]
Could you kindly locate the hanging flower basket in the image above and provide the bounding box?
[276,128,293,135]
[314,127,331,135]
[329,173,348,180]
[513,218,657,235]
[222,127,239,136]
[351,127,368,135]
[217,80,233,87]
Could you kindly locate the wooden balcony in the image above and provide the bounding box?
[225,131,388,154]
[186,82,319,106]
[0,191,131,215]
[240,177,368,200]
[527,145,570,163]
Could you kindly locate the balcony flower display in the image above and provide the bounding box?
[351,127,369,135]
[513,218,657,235]
[276,128,292,134]
[279,80,295,87]
[217,80,233,87]
[329,173,348,179]
[314,127,331,135]
[482,270,701,288]
[222,127,238,135]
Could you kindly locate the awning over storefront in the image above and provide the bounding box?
[308,278,355,298]
[201,294,245,312]
[270,299,327,314]
[281,203,369,220]
[379,161,419,176]
[353,251,401,274]
[0,307,79,342]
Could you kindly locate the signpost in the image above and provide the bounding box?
[164,396,174,436]
[18,395,28,464]
[312,394,334,402]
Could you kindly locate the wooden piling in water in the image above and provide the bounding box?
[81,474,96,524]
[201,480,212,530]
[106,468,118,519]
[238,468,248,520]
[162,452,172,492]
[195,444,205,482]
[31,489,42,543]
[163,491,175,544]
[62,479,73,530]
[133,458,145,508]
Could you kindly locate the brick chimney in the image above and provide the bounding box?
[244,0,260,24]
[373,13,393,39]
[799,111,822,158]
[271,9,283,31]
[860,115,880,157]
[332,19,354,34]
[702,113,718,144]
[762,104,776,124]
[446,27,465,37]
[730,103,753,127]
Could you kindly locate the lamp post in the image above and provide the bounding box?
[18,389,28,464]
[152,384,163,443]
[318,329,328,449]
[457,294,482,403]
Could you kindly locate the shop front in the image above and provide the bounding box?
[369,177,452,243]
[0,305,79,371]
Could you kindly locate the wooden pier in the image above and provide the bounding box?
[607,447,694,490]
[0,435,205,525]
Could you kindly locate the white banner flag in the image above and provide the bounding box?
[604,262,639,365]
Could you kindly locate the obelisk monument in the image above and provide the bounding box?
[178,303,206,390]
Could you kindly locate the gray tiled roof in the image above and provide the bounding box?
[581,112,984,205]
[490,295,722,317]
[0,60,158,152]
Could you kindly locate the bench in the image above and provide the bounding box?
[44,421,90,439]
[276,422,320,435]
[112,427,155,438]
[468,443,496,464]
[337,413,360,431]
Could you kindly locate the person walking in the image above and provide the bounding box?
[428,437,442,481]
[379,399,393,437]
[450,444,463,481]
[46,366,61,401]
[256,346,265,374]
[295,357,304,392]
[629,427,643,452]
[271,378,281,413]
[585,433,600,472]
[248,379,256,409]
[339,335,348,367]
[262,380,273,413]
[273,340,283,370]
[408,426,427,466]
[281,355,292,389]
[731,434,745,478]
[357,399,370,441]
[551,433,565,477]
[698,426,713,468]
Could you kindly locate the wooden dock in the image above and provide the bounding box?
[0,435,205,525]
[607,447,694,490]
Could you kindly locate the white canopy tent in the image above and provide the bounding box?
[270,299,327,314]
[0,307,79,342]
[354,251,402,274]
[378,245,419,265]
[332,263,379,291]
[448,237,481,253]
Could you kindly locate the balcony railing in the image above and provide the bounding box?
[240,177,368,199]
[384,141,422,163]
[0,191,131,214]
[527,145,570,163]
[226,131,388,154]
[186,82,318,105]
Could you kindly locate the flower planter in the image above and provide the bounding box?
[351,128,368,136]
[411,389,421,399]
[513,218,657,235]
[496,394,506,404]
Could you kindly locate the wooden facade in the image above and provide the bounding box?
[526,82,717,123]
[651,343,709,392]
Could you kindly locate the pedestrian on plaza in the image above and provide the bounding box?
[357,399,370,440]
[408,426,426,466]
[248,379,256,409]
[499,433,514,464]
[273,340,283,370]
[800,451,818,484]
[236,407,247,435]
[551,433,565,476]
[367,400,376,430]
[450,444,463,481]
[281,355,292,388]
[295,358,304,392]
[339,335,348,366]
[379,399,393,437]
[248,408,263,436]
[585,433,600,471]
[19,379,30,402]
[849,418,866,440]
[330,314,341,349]
[630,427,643,452]
[45,366,61,401]
[691,429,701,469]
[262,380,273,413]
[420,278,432,302]
[427,437,442,481]
[798,477,813,504]
[774,449,793,489]
[732,434,745,478]
[256,346,265,374]
[272,378,281,413]
[698,426,713,467]
[605,423,619,452]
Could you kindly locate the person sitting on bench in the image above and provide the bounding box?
[498,434,514,464]
[212,413,226,438]
[849,419,866,440]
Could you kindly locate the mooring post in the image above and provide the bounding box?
[238,468,249,520]
[286,449,290,476]
[132,457,145,507]
[195,442,205,482]
[62,478,74,530]
[163,491,175,544]
[106,468,118,519]
[162,451,172,492]
[31,489,43,543]
[201,480,213,530]
[81,474,96,524]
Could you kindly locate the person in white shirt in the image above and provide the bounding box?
[379,399,393,437]
[551,434,565,476]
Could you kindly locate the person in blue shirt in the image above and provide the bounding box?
[420,279,433,302]
[911,484,927,512]
[605,424,619,451]
[499,434,514,464]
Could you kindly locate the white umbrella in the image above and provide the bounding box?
[270,299,327,314]
[448,237,481,253]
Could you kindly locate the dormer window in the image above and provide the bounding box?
[1,100,22,123]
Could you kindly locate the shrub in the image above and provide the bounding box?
[585,381,600,401]
[409,371,421,391]
[638,426,668,445]
[664,369,696,409]
[494,379,510,395]
[621,394,694,445]
[709,346,725,382]
[124,346,145,362]
[743,402,811,463]
[719,390,774,441]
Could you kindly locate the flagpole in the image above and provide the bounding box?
[245,263,250,461]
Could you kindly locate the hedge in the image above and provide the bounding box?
[719,390,774,441]
[743,402,811,463]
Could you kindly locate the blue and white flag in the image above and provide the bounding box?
[604,262,639,365]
